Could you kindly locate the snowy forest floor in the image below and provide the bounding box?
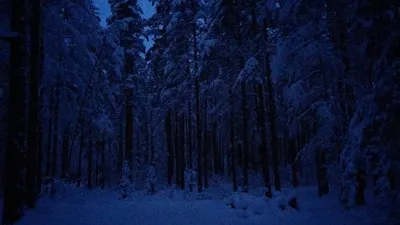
[0,184,377,225]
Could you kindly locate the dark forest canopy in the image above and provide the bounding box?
[0,0,399,224]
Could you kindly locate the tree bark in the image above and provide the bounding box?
[212,119,219,175]
[2,0,27,222]
[188,101,193,169]
[229,88,238,192]
[77,118,85,187]
[264,22,281,191]
[191,0,202,193]
[45,88,54,177]
[100,133,106,189]
[203,99,209,189]
[316,148,329,196]
[87,125,93,189]
[61,127,69,179]
[241,82,249,192]
[180,113,185,190]
[166,109,173,186]
[118,120,124,175]
[125,88,133,173]
[25,0,42,209]
[257,84,272,197]
[174,111,180,187]
[51,76,60,177]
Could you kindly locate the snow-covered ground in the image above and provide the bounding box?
[9,184,373,225]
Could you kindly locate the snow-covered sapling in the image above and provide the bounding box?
[146,162,157,195]
[119,161,133,199]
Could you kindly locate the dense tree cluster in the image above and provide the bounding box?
[0,0,399,224]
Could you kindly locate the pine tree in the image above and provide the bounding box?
[108,0,146,172]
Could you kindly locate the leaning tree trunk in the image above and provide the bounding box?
[25,0,42,209]
[2,0,27,222]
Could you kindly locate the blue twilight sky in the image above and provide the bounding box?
[94,0,155,50]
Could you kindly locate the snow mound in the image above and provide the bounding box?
[223,192,270,215]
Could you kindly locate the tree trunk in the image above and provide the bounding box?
[100,133,106,189]
[229,88,238,192]
[145,109,150,164]
[264,35,281,191]
[37,63,44,194]
[46,88,54,177]
[61,127,69,179]
[193,7,202,193]
[125,89,133,173]
[174,111,180,187]
[95,140,100,187]
[188,101,192,170]
[291,137,299,188]
[118,120,124,175]
[212,119,219,175]
[166,109,173,186]
[87,125,93,189]
[51,76,60,177]
[203,99,209,189]
[355,167,365,205]
[25,0,42,209]
[180,113,185,190]
[241,82,249,192]
[257,84,272,197]
[77,118,85,187]
[316,148,329,196]
[150,109,155,163]
[2,0,27,222]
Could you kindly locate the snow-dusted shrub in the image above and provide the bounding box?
[196,192,216,200]
[205,174,231,199]
[224,192,270,215]
[223,193,245,209]
[184,168,196,192]
[118,161,134,199]
[146,163,157,195]
[275,194,287,210]
[41,177,70,199]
